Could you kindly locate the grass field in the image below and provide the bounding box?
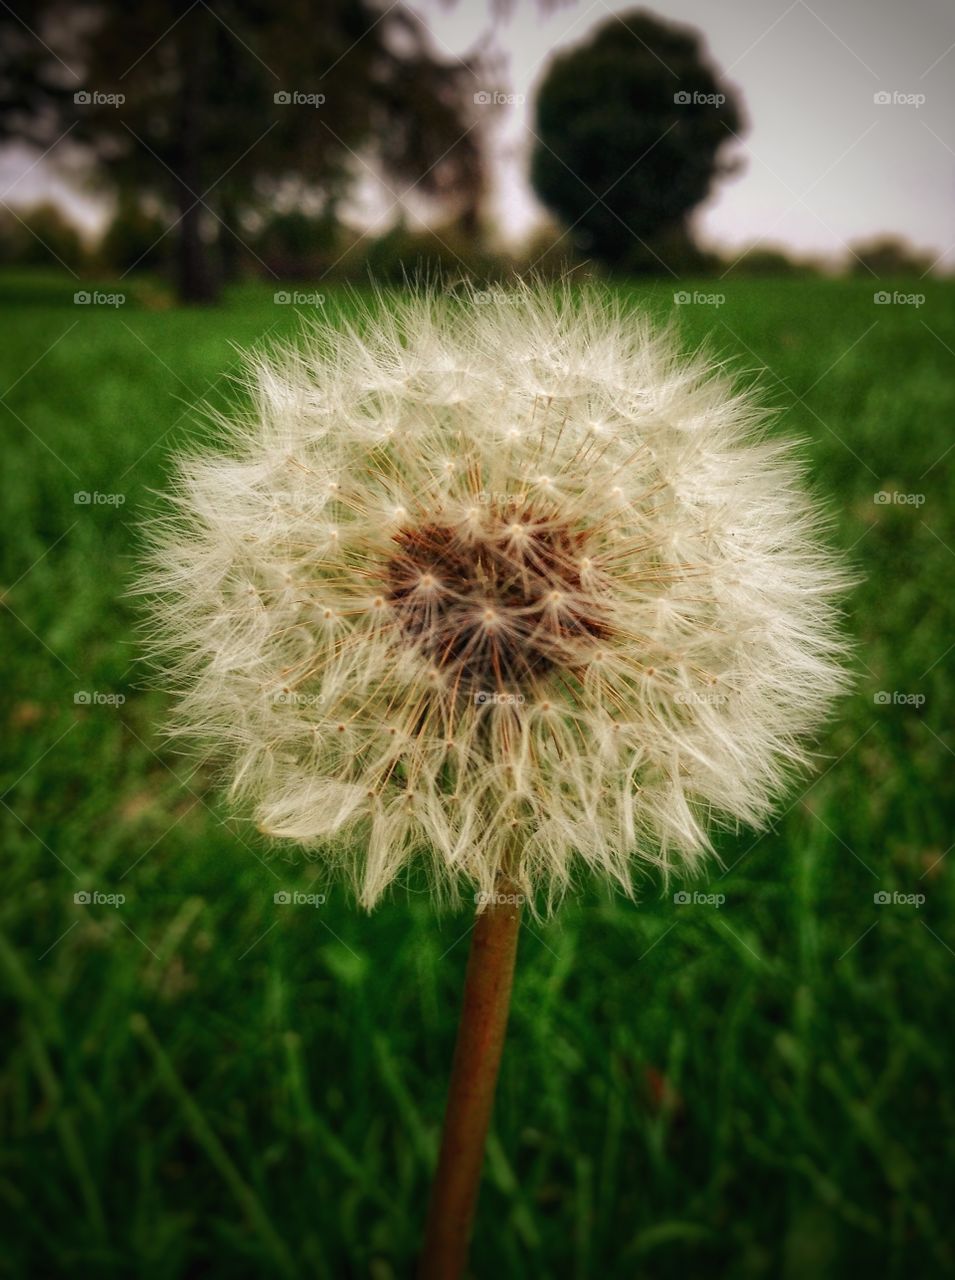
[1,269,954,1278]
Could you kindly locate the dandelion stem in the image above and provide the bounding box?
[418,875,522,1279]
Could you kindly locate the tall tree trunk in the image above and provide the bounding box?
[174,18,217,304]
[218,190,242,285]
[175,187,216,304]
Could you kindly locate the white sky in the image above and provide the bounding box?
[2,0,952,267]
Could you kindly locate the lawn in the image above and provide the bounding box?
[1,269,953,1278]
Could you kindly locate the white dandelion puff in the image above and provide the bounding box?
[138,285,852,912]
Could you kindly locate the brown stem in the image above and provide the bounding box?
[418,877,523,1280]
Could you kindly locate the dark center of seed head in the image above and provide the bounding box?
[382,507,610,692]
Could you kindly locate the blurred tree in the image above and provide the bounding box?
[250,207,341,278]
[847,235,933,277]
[530,8,743,272]
[513,219,585,279]
[0,201,86,270]
[0,2,78,146]
[722,245,822,278]
[97,193,170,274]
[6,1,487,301]
[355,217,502,285]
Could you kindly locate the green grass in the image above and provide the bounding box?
[2,268,954,1278]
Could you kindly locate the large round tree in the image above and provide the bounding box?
[530,9,744,270]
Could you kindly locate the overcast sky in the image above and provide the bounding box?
[2,0,952,267]
[417,0,955,266]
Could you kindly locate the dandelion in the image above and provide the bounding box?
[139,284,851,1277]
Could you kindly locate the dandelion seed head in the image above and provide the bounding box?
[139,284,851,913]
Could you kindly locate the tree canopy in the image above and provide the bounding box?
[3,0,487,300]
[530,9,744,271]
